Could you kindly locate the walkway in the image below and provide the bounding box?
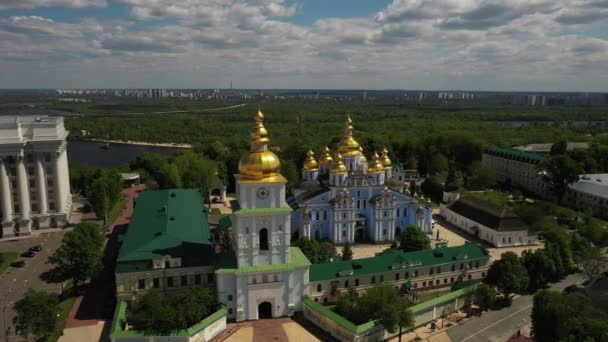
[218,316,334,342]
[60,185,145,342]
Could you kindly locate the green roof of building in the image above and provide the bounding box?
[485,146,545,164]
[116,189,214,273]
[309,244,489,282]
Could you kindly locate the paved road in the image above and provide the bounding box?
[0,231,65,342]
[446,274,584,342]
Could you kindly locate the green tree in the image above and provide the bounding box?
[521,249,556,291]
[13,289,59,341]
[400,225,431,252]
[539,155,583,201]
[484,252,529,298]
[319,241,338,263]
[128,286,218,335]
[466,161,496,190]
[341,243,353,261]
[292,237,320,263]
[48,222,104,292]
[420,176,444,203]
[430,153,449,175]
[532,290,608,342]
[473,283,498,311]
[550,140,568,155]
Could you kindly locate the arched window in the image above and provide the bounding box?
[323,210,327,220]
[259,228,269,250]
[315,211,319,220]
[317,284,322,292]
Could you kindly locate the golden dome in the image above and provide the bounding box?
[367,152,384,174]
[331,153,348,174]
[338,115,362,156]
[319,146,334,165]
[360,147,367,164]
[303,149,318,170]
[238,109,282,181]
[381,147,392,169]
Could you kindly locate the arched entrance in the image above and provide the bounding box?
[355,228,366,243]
[258,301,272,319]
[259,228,269,250]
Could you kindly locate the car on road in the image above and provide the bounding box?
[29,246,43,252]
[11,260,25,268]
[21,251,36,258]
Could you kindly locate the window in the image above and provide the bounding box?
[414,283,418,288]
[137,279,145,290]
[315,211,319,220]
[228,295,233,301]
[436,279,440,285]
[467,274,472,280]
[395,273,400,281]
[317,284,322,292]
[153,278,160,288]
[181,275,188,286]
[228,308,233,315]
[437,267,441,274]
[323,298,328,304]
[451,264,455,272]
[262,275,268,283]
[344,280,349,288]
[342,230,346,237]
[396,210,400,217]
[207,273,215,283]
[355,279,359,286]
[314,298,318,302]
[482,272,486,277]
[363,200,366,209]
[259,228,269,250]
[460,263,464,270]
[422,281,426,287]
[274,274,279,282]
[430,268,434,275]
[194,274,201,285]
[380,275,384,283]
[165,260,171,268]
[323,211,327,220]
[444,278,448,284]
[371,276,376,284]
[167,277,174,287]
[404,272,409,278]
[383,229,387,235]
[357,191,361,197]
[414,270,418,277]
[342,213,346,219]
[252,277,257,284]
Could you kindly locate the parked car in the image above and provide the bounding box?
[29,246,42,252]
[21,251,36,258]
[11,260,25,268]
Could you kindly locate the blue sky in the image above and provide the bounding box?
[0,0,607,91]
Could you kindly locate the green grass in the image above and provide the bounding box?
[208,208,221,215]
[417,289,452,303]
[463,190,512,206]
[48,296,77,342]
[105,197,126,228]
[0,252,19,274]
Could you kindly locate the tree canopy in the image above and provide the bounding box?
[127,286,219,335]
[48,222,104,291]
[399,225,431,252]
[292,237,337,264]
[484,251,529,297]
[13,289,60,341]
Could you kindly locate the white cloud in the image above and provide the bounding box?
[0,0,106,10]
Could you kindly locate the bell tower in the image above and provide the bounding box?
[232,110,291,266]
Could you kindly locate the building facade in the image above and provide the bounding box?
[289,117,432,244]
[482,146,549,198]
[440,193,539,247]
[0,116,71,238]
[565,174,608,219]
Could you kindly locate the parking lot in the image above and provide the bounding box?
[0,231,66,341]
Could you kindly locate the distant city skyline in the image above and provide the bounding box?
[0,0,607,91]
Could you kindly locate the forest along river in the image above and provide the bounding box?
[67,140,182,168]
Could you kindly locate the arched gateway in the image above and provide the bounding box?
[258,301,272,319]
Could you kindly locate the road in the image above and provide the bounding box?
[446,274,584,342]
[0,231,65,342]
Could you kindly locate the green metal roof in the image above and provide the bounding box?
[485,146,545,164]
[214,247,311,274]
[309,244,489,282]
[116,189,214,272]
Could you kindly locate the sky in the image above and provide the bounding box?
[0,0,607,91]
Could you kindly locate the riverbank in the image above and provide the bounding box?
[83,138,192,149]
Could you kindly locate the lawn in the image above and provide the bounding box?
[48,296,77,342]
[105,196,126,228]
[0,252,19,274]
[417,289,452,303]
[208,208,222,215]
[462,190,513,206]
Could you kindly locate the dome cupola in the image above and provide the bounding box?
[337,116,362,156]
[238,109,281,181]
[303,149,318,170]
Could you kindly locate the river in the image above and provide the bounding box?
[67,140,182,168]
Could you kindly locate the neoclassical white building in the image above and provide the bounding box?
[0,116,71,238]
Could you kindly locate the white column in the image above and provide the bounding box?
[54,151,67,213]
[16,157,31,220]
[35,155,48,214]
[0,159,13,222]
